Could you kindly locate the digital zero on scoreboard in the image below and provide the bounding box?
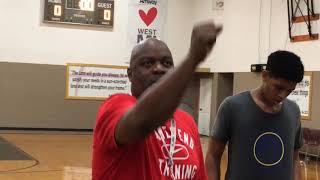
[44,0,114,28]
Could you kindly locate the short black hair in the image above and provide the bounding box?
[266,50,304,83]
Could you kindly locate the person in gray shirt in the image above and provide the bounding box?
[205,50,304,180]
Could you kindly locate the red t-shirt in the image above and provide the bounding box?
[92,94,207,180]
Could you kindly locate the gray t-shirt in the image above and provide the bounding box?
[211,91,303,180]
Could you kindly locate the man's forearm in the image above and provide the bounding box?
[115,22,222,145]
[116,57,199,145]
[128,22,222,137]
[294,151,301,180]
[132,57,199,133]
[206,155,221,180]
[294,161,301,180]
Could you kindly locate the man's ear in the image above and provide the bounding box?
[127,68,132,82]
[261,70,270,82]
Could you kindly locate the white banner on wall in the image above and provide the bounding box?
[66,63,131,100]
[127,0,168,48]
[287,72,313,120]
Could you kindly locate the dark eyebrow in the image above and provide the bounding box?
[163,56,173,60]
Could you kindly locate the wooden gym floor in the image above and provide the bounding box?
[0,132,318,180]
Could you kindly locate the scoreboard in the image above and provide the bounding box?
[44,0,114,27]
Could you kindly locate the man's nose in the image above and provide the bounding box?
[152,62,166,74]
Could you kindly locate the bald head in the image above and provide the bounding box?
[130,38,172,67]
[127,38,174,97]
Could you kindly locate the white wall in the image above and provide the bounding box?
[2,0,319,71]
[270,0,320,71]
[0,0,126,65]
[0,0,197,67]
[192,0,320,72]
[190,0,260,72]
[210,0,261,72]
[191,0,224,68]
[166,0,194,66]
